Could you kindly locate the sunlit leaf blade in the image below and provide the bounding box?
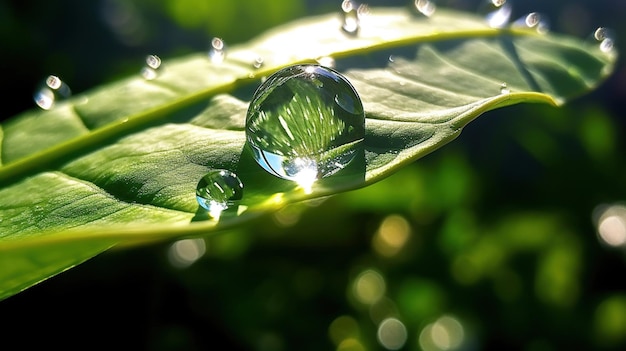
[0,7,616,300]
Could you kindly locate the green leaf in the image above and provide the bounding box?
[0,7,616,300]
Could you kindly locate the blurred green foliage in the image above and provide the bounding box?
[1,0,625,350]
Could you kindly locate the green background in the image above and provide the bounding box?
[1,0,625,350]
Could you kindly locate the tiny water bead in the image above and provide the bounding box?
[245,64,365,193]
[513,12,549,34]
[34,75,71,110]
[140,54,162,80]
[196,169,244,218]
[499,82,510,94]
[208,37,226,63]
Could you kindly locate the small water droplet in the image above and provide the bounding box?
[140,54,162,80]
[341,0,368,36]
[245,64,365,194]
[500,82,510,94]
[196,169,244,219]
[513,12,549,33]
[34,75,71,110]
[208,37,226,63]
[412,0,437,17]
[480,0,512,29]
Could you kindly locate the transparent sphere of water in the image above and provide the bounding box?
[196,169,244,217]
[245,64,365,191]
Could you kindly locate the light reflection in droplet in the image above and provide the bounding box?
[377,317,408,350]
[372,215,411,257]
[353,269,386,305]
[341,0,368,36]
[253,55,264,69]
[167,238,206,268]
[592,27,617,55]
[593,204,626,247]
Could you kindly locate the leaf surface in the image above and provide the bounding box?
[0,8,616,300]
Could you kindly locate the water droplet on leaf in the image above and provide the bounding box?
[412,0,437,17]
[208,37,226,63]
[513,12,549,33]
[196,169,244,219]
[140,54,162,80]
[480,0,512,28]
[245,64,365,193]
[34,75,71,110]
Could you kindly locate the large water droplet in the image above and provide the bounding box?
[245,64,365,193]
[140,54,162,80]
[33,75,71,110]
[196,169,244,219]
[341,0,368,36]
[480,0,512,28]
[208,37,226,63]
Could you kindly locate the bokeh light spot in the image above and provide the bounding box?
[167,238,206,268]
[329,315,360,346]
[593,204,626,247]
[377,317,407,350]
[352,269,386,305]
[372,215,412,257]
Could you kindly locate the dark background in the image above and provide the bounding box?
[1,0,625,350]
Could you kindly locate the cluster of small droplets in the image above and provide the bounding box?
[208,37,226,63]
[140,54,162,80]
[33,75,71,110]
[594,27,616,54]
[413,0,437,17]
[341,0,369,36]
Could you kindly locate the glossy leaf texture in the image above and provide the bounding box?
[0,8,617,300]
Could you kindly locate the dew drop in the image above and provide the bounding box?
[513,12,549,33]
[208,37,226,63]
[140,54,162,80]
[341,0,368,36]
[33,75,71,110]
[412,0,437,17]
[245,64,365,194]
[196,169,244,219]
[499,82,510,94]
[480,0,512,29]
